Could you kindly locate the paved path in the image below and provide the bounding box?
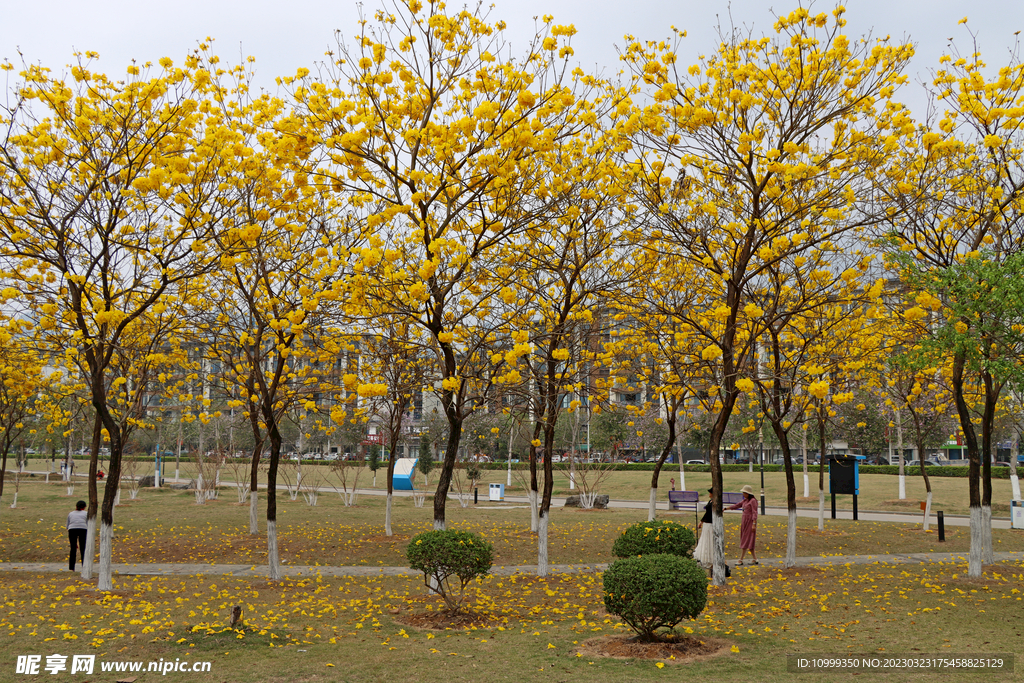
[3,552,1023,579]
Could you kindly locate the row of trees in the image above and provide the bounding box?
[1,3,1022,586]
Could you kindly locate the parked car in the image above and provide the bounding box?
[686,459,705,465]
[863,456,890,466]
[905,459,942,468]
[993,462,1011,468]
[325,453,340,461]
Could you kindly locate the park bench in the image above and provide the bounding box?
[723,491,745,509]
[668,490,699,512]
[668,490,700,525]
[668,490,746,512]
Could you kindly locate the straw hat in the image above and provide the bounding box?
[740,484,754,495]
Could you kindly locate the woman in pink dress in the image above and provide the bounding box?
[728,484,759,565]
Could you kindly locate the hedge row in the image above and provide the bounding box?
[16,455,1019,478]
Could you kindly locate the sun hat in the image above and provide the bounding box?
[740,484,754,495]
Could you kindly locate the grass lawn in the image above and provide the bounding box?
[0,561,1021,682]
[4,481,1024,567]
[20,459,1018,516]
[2,482,1023,682]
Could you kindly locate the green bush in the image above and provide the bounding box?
[612,520,696,559]
[406,530,494,613]
[603,554,708,641]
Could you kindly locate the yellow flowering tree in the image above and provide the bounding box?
[293,2,601,530]
[875,32,1024,576]
[622,5,913,583]
[0,47,265,589]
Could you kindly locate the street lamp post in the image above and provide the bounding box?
[759,427,766,515]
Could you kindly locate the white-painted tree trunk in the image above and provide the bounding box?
[385,493,393,536]
[537,512,549,577]
[1011,438,1021,501]
[968,506,982,578]
[113,489,120,507]
[802,429,809,498]
[569,470,575,490]
[817,489,825,531]
[647,487,657,522]
[711,511,726,586]
[529,489,538,532]
[982,505,993,565]
[249,490,259,535]
[922,491,932,532]
[896,408,905,499]
[679,467,685,492]
[785,508,797,568]
[81,516,96,579]
[9,491,16,508]
[98,520,114,591]
[433,517,446,531]
[267,519,280,581]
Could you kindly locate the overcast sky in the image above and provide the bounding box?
[2,0,1021,119]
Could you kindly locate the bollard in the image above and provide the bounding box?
[938,511,945,542]
[474,487,478,505]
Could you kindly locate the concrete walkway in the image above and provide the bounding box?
[3,552,1022,579]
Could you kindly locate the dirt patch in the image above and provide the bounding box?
[396,609,501,631]
[575,634,732,663]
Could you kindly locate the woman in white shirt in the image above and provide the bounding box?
[66,501,88,571]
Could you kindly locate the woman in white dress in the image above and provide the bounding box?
[693,488,714,566]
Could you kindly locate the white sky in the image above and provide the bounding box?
[1,0,1021,119]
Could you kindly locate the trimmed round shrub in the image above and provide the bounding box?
[406,530,494,613]
[612,520,696,559]
[603,554,708,641]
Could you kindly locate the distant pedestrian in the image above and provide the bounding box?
[728,484,758,565]
[66,501,88,571]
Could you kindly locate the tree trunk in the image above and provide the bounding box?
[647,410,677,522]
[952,353,982,578]
[431,408,464,531]
[770,420,797,568]
[527,420,542,533]
[817,411,826,532]
[917,432,933,531]
[896,407,906,500]
[1011,436,1021,502]
[249,490,259,535]
[248,439,262,535]
[711,510,725,586]
[802,426,809,499]
[83,415,103,580]
[537,510,549,576]
[981,370,997,565]
[385,442,397,537]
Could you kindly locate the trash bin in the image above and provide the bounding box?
[1012,500,1024,530]
[489,483,504,502]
